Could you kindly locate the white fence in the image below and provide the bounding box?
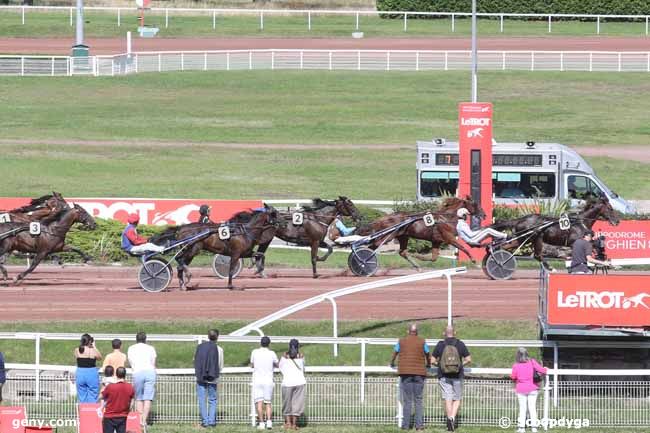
[2,50,650,76]
[1,6,649,36]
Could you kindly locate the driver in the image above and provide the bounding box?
[121,214,166,254]
[456,208,507,245]
[198,204,212,224]
[327,216,363,245]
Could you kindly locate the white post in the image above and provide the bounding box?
[548,15,552,33]
[589,52,593,72]
[111,58,114,76]
[226,52,230,71]
[596,16,600,34]
[328,297,338,357]
[75,0,84,47]
[647,52,649,72]
[618,52,622,72]
[328,51,332,70]
[126,31,132,56]
[308,11,311,31]
[22,6,25,25]
[360,340,366,403]
[502,51,505,70]
[165,8,169,28]
[500,14,503,33]
[403,13,407,32]
[451,14,455,32]
[357,50,361,71]
[646,16,649,35]
[249,51,252,70]
[271,51,275,70]
[213,10,216,29]
[386,51,390,71]
[35,335,41,401]
[21,56,24,76]
[553,344,558,407]
[531,51,535,71]
[396,383,403,427]
[415,51,419,71]
[67,57,70,76]
[560,52,563,71]
[355,12,359,30]
[300,50,303,70]
[204,52,207,71]
[51,57,55,76]
[260,11,264,30]
[444,51,448,71]
[181,52,184,71]
[70,7,73,26]
[135,53,138,73]
[542,375,550,431]
[158,53,161,72]
[117,8,121,27]
[446,274,452,326]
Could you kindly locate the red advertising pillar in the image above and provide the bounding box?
[458,102,493,260]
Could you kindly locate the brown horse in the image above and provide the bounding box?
[150,204,279,290]
[255,197,360,278]
[356,196,486,268]
[0,192,69,223]
[491,197,620,270]
[0,204,97,284]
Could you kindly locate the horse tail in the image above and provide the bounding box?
[149,227,180,245]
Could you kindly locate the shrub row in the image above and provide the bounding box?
[377,0,650,18]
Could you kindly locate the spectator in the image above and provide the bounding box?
[390,324,430,431]
[278,339,306,430]
[101,367,135,433]
[511,347,547,433]
[194,329,224,428]
[432,326,471,432]
[127,332,157,427]
[101,365,117,391]
[250,336,279,430]
[0,351,5,404]
[102,339,127,376]
[74,333,102,403]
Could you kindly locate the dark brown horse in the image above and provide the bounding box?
[150,204,279,290]
[0,192,69,223]
[255,197,360,278]
[0,204,97,284]
[356,196,486,267]
[491,197,620,270]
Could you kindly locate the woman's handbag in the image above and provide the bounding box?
[531,360,544,383]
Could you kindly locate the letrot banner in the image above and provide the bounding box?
[547,274,650,327]
[0,198,263,226]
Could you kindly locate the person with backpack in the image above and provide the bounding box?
[511,347,548,433]
[432,326,471,432]
[390,324,430,431]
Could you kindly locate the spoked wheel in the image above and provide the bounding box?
[482,249,517,280]
[212,254,243,280]
[348,247,379,277]
[138,259,172,292]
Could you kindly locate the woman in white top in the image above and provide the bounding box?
[278,339,306,430]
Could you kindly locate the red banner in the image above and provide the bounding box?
[593,220,650,263]
[0,198,263,226]
[0,407,26,433]
[547,274,650,327]
[77,403,102,433]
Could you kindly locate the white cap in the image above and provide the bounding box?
[457,208,470,218]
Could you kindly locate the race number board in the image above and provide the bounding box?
[218,225,231,240]
[29,222,41,235]
[559,213,571,231]
[292,212,304,225]
[423,213,435,227]
[0,213,10,223]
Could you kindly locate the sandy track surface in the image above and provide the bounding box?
[0,265,539,322]
[1,36,649,55]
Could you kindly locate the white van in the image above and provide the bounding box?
[416,139,636,214]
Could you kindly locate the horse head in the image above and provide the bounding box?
[460,195,486,219]
[262,203,280,227]
[335,196,361,222]
[72,204,97,230]
[592,196,620,226]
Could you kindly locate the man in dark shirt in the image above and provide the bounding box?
[0,351,5,403]
[570,230,610,274]
[432,326,471,432]
[101,367,135,433]
[194,329,221,428]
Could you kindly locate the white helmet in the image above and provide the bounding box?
[457,208,470,218]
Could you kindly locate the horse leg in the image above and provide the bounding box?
[396,236,421,270]
[228,253,243,290]
[14,251,47,285]
[533,236,553,271]
[316,243,333,262]
[448,240,477,264]
[310,240,320,279]
[254,242,270,278]
[61,245,93,263]
[0,252,8,282]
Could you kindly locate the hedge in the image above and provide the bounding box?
[376,0,650,18]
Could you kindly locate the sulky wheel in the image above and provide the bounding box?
[483,249,517,280]
[138,259,172,292]
[212,254,243,280]
[348,247,379,277]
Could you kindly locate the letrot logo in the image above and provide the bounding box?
[151,204,200,226]
[557,290,650,310]
[461,117,491,126]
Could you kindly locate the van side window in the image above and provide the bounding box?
[420,171,459,197]
[493,172,555,199]
[568,175,603,200]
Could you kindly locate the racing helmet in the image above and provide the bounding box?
[199,204,211,215]
[456,208,470,218]
[127,213,140,224]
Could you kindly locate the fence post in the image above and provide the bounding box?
[553,343,558,407]
[165,8,169,28]
[135,53,138,73]
[444,51,448,71]
[21,6,25,25]
[502,51,505,70]
[249,51,252,70]
[111,58,114,76]
[451,13,455,32]
[158,53,161,72]
[403,13,407,32]
[70,7,73,26]
[646,16,649,36]
[35,334,41,401]
[395,382,402,427]
[647,52,649,72]
[271,51,274,70]
[181,52,184,71]
[543,375,550,431]
[213,10,216,29]
[560,52,564,72]
[51,57,55,76]
[226,52,230,71]
[260,11,264,30]
[596,16,600,34]
[415,51,419,71]
[589,52,593,72]
[360,340,366,403]
[355,12,359,30]
[548,15,552,33]
[203,52,207,71]
[308,11,311,31]
[21,56,24,76]
[618,52,622,72]
[67,57,70,76]
[500,14,503,33]
[300,50,303,70]
[531,51,535,71]
[386,51,390,71]
[357,50,360,71]
[117,8,121,27]
[329,51,332,70]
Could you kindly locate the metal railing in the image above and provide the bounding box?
[3,365,650,427]
[3,50,650,76]
[0,6,649,36]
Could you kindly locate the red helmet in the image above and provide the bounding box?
[127,213,140,224]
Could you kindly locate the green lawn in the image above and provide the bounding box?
[1,10,649,38]
[0,319,538,369]
[0,71,648,199]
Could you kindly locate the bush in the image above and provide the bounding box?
[377,0,650,19]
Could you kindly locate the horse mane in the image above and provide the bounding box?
[229,210,257,223]
[302,198,336,211]
[441,197,461,208]
[12,194,55,213]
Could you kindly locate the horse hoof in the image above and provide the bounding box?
[313,274,320,279]
[12,277,21,286]
[229,286,243,291]
[255,272,268,279]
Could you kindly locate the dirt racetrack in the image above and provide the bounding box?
[1,36,648,55]
[0,265,539,322]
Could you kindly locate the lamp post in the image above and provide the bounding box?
[71,0,89,57]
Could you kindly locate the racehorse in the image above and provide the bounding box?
[491,197,620,270]
[0,204,97,284]
[356,196,486,267]
[150,204,279,290]
[255,197,361,279]
[0,192,69,223]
